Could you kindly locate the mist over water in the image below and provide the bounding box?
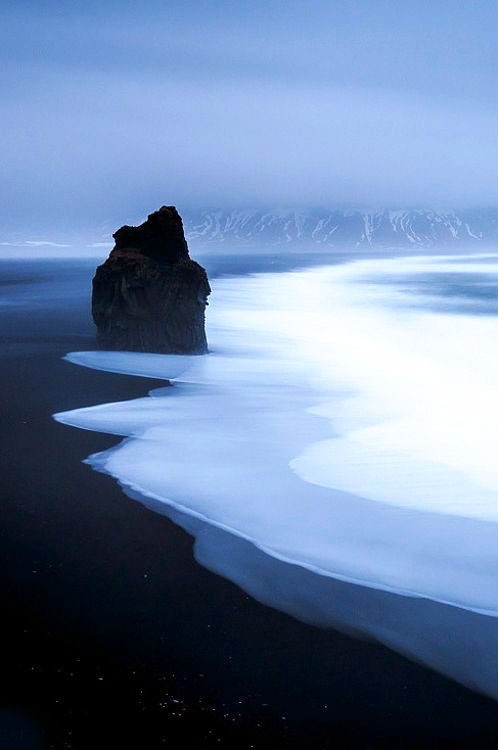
[54,252,498,697]
[5,2,498,226]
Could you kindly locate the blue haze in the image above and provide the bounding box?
[2,0,498,238]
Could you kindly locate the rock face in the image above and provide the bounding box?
[92,206,210,353]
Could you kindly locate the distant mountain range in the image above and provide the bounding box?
[4,208,498,256]
[183,209,498,250]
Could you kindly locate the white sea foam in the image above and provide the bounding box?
[162,503,498,699]
[54,254,498,615]
[63,350,196,381]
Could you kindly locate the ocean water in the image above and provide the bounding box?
[54,252,498,699]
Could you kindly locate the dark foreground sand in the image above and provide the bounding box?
[1,260,498,749]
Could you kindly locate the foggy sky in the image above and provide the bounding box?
[2,0,498,230]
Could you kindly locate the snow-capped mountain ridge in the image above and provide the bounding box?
[4,208,495,257]
[183,208,498,249]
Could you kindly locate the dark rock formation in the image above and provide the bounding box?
[92,206,210,353]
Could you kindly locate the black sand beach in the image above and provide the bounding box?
[2,260,498,749]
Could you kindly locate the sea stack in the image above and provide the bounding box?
[92,206,210,353]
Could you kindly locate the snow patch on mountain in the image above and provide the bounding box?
[184,208,498,249]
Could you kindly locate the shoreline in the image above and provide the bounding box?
[2,260,498,746]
